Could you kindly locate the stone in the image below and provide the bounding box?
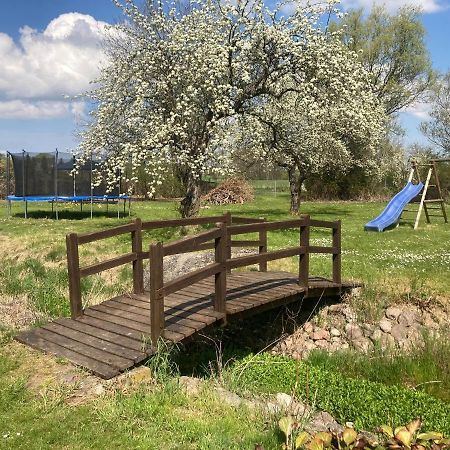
[385,306,402,320]
[345,323,363,340]
[216,387,244,408]
[343,307,357,322]
[362,323,376,336]
[329,342,342,352]
[312,328,330,341]
[398,311,418,327]
[315,339,329,349]
[379,318,393,333]
[371,328,383,342]
[179,376,202,395]
[128,366,152,384]
[307,411,343,433]
[380,332,396,348]
[352,337,373,353]
[391,323,408,341]
[330,328,341,337]
[331,336,341,343]
[328,304,344,313]
[92,384,105,396]
[303,323,314,333]
[275,393,295,409]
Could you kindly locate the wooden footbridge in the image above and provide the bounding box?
[16,213,357,379]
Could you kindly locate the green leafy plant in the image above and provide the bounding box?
[230,355,450,434]
[274,418,450,450]
[379,418,450,450]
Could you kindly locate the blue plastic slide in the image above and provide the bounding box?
[364,182,424,232]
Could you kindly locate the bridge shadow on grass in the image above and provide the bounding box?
[172,295,341,378]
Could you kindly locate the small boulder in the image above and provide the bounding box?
[379,318,393,333]
[391,323,408,341]
[330,328,341,337]
[312,328,330,341]
[345,323,363,340]
[385,306,402,320]
[398,311,418,327]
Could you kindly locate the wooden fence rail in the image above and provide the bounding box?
[66,213,341,345]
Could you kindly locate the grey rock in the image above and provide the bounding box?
[371,328,383,342]
[315,339,330,349]
[385,306,402,320]
[352,337,373,353]
[362,323,376,336]
[216,387,244,408]
[179,376,202,395]
[398,311,418,327]
[312,328,330,341]
[91,384,106,396]
[345,323,363,340]
[379,318,393,333]
[328,304,344,313]
[391,323,408,341]
[330,328,341,337]
[306,411,343,433]
[380,332,396,348]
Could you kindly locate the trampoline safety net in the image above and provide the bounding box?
[8,151,119,197]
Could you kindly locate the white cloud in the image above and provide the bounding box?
[0,13,109,119]
[0,100,70,119]
[340,0,449,14]
[0,99,88,120]
[404,101,432,120]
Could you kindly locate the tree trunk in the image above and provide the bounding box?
[178,170,202,218]
[288,166,300,215]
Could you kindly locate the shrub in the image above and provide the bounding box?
[229,354,450,435]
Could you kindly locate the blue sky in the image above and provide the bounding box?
[0,0,449,154]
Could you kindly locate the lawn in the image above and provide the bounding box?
[0,193,449,448]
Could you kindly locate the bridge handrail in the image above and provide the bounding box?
[65,213,341,344]
[66,213,264,318]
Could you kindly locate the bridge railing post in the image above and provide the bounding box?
[332,220,342,285]
[258,217,267,272]
[225,211,232,273]
[132,218,144,294]
[149,241,164,346]
[66,233,83,318]
[299,215,310,290]
[214,222,227,318]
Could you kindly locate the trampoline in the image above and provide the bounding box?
[5,150,131,219]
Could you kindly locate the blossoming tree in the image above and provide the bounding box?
[78,0,384,217]
[228,33,386,212]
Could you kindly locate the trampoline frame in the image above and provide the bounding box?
[5,150,131,219]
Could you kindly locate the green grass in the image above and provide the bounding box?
[0,350,279,450]
[226,354,450,435]
[1,194,448,318]
[0,194,449,446]
[305,333,450,402]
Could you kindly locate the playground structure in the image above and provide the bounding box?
[5,150,130,219]
[15,213,358,379]
[365,159,448,231]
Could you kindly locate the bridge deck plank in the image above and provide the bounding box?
[15,271,357,379]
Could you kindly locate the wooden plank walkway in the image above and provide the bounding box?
[16,271,355,379]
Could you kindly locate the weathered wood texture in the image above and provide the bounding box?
[15,214,354,379]
[16,272,357,379]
